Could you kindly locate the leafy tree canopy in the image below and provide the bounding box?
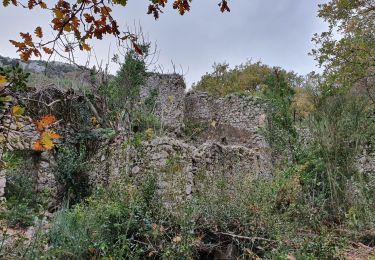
[193,61,303,97]
[311,0,375,89]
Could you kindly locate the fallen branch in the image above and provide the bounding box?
[21,97,62,107]
[215,232,279,244]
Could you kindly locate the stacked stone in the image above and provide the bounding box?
[0,94,13,160]
[0,92,39,198]
[0,93,12,198]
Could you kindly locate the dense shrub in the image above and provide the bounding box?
[54,145,90,205]
[193,61,302,97]
[1,152,46,227]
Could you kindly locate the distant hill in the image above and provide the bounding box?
[0,55,79,76]
[0,55,94,91]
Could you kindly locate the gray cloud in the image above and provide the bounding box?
[0,1,328,87]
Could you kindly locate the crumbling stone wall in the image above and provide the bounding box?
[184,92,267,148]
[140,74,185,133]
[88,135,270,209]
[0,73,273,207]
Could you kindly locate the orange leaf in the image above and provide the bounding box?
[100,6,112,15]
[42,47,53,55]
[33,140,44,151]
[36,115,57,130]
[45,130,61,139]
[34,26,43,38]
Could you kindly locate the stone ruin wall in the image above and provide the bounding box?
[0,73,273,207]
[140,74,185,133]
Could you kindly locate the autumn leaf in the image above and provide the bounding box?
[39,1,47,9]
[33,140,44,151]
[54,9,64,19]
[9,40,26,49]
[42,47,53,55]
[36,115,57,131]
[0,75,7,85]
[219,0,230,12]
[39,130,61,150]
[20,32,33,45]
[45,129,61,139]
[82,43,91,51]
[34,26,43,38]
[3,0,10,7]
[11,105,25,116]
[133,42,143,55]
[100,6,112,15]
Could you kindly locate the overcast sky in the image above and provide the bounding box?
[0,1,328,87]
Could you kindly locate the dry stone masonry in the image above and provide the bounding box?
[0,73,273,207]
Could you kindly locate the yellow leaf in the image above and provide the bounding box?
[210,120,217,128]
[46,130,61,139]
[0,75,7,84]
[39,1,47,8]
[63,25,72,32]
[82,43,91,51]
[0,96,13,102]
[40,131,55,150]
[54,9,64,19]
[11,105,25,116]
[91,116,100,128]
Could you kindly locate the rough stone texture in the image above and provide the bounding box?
[0,88,78,204]
[0,74,273,207]
[140,74,186,133]
[184,92,267,148]
[89,136,269,208]
[184,92,271,174]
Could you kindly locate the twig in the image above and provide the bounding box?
[21,97,62,107]
[215,232,279,244]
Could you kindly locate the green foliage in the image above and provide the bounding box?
[295,234,346,260]
[46,176,161,259]
[143,87,159,113]
[193,61,303,97]
[193,61,272,97]
[54,145,90,205]
[297,94,375,220]
[183,121,210,140]
[131,110,160,133]
[0,63,30,92]
[101,49,147,128]
[1,152,46,228]
[311,0,375,87]
[262,69,298,163]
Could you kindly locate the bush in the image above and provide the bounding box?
[54,145,90,205]
[297,94,375,221]
[47,176,161,259]
[1,152,46,228]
